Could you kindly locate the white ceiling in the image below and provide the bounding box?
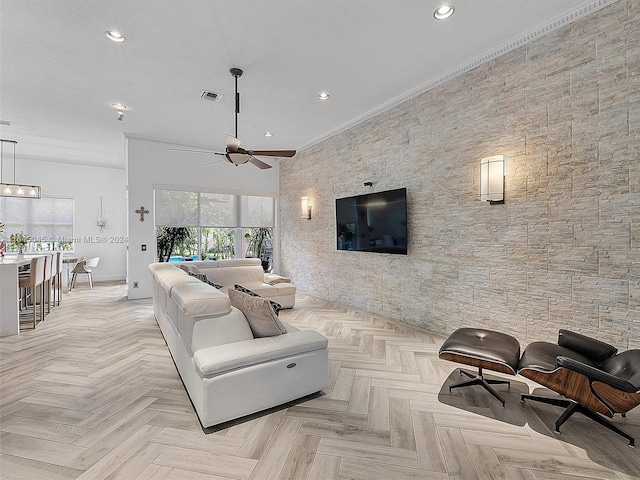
[0,0,613,168]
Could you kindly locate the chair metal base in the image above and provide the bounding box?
[449,367,510,407]
[520,393,635,447]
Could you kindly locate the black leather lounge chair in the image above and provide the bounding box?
[518,330,640,447]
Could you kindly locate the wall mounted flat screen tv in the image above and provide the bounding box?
[336,188,407,255]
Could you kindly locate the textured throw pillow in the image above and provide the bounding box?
[187,271,208,282]
[234,284,284,315]
[188,271,223,289]
[228,289,287,338]
[204,278,224,290]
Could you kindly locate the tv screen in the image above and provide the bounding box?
[336,188,407,255]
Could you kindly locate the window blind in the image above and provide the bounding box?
[154,189,273,228]
[0,197,73,242]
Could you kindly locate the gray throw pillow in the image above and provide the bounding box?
[234,284,284,315]
[180,264,201,274]
[228,289,287,338]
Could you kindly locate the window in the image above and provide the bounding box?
[0,196,74,252]
[154,189,274,264]
[240,195,274,228]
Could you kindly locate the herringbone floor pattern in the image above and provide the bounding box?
[1,283,639,479]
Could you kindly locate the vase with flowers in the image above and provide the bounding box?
[9,231,29,255]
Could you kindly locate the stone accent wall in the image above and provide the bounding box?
[279,0,640,350]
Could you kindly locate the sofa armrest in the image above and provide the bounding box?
[264,273,292,285]
[557,356,637,393]
[193,330,328,378]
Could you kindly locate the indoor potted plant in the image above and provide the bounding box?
[9,231,29,255]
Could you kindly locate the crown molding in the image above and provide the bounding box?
[299,0,618,153]
[19,154,124,170]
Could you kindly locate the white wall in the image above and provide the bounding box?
[125,135,279,299]
[18,157,127,283]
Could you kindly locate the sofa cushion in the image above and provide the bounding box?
[217,258,261,268]
[189,307,254,352]
[149,263,179,279]
[157,270,201,293]
[264,273,292,285]
[269,282,296,296]
[206,265,265,287]
[193,329,329,377]
[233,282,286,297]
[228,289,287,337]
[172,282,231,317]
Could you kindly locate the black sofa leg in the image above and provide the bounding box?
[449,368,509,407]
[520,394,636,448]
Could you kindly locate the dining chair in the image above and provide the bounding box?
[71,257,100,289]
[18,256,46,329]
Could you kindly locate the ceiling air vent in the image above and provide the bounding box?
[201,90,223,102]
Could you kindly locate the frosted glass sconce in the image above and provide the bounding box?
[480,155,504,204]
[301,196,312,219]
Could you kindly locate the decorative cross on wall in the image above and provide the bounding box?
[135,206,150,222]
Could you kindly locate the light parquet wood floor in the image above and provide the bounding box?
[1,283,639,479]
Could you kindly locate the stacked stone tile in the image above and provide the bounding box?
[280,0,640,350]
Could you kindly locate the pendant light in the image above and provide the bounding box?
[0,139,41,198]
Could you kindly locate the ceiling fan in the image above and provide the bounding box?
[172,68,296,170]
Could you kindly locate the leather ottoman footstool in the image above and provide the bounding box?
[439,328,521,406]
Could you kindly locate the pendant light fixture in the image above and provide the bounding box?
[0,139,41,198]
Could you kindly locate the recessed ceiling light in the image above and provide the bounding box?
[105,30,125,43]
[264,132,273,137]
[112,103,127,110]
[433,5,455,20]
[317,92,330,101]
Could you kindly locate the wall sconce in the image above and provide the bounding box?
[301,196,312,220]
[97,196,106,232]
[0,139,42,198]
[480,155,505,204]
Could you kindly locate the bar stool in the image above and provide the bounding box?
[18,256,46,329]
[52,252,64,306]
[43,254,55,316]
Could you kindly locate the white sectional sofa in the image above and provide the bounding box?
[148,262,328,428]
[184,258,296,308]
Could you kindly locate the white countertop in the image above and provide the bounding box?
[0,254,42,267]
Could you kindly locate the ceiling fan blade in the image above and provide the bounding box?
[249,150,296,158]
[249,156,272,169]
[201,158,224,167]
[226,134,241,152]
[168,147,218,154]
